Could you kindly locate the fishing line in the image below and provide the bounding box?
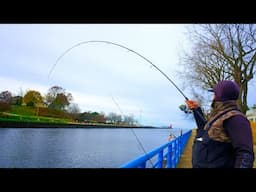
[110,95,154,167]
[110,95,124,116]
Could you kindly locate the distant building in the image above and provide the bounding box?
[246,108,256,122]
[11,96,22,105]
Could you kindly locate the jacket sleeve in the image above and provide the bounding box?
[192,107,207,130]
[224,115,255,168]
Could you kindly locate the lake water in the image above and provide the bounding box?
[0,127,191,168]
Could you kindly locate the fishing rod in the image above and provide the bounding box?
[48,40,189,100]
[48,40,206,121]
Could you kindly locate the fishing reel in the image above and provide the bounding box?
[179,104,192,114]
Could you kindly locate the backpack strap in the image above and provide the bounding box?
[205,108,240,131]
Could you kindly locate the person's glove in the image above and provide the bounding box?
[185,100,199,110]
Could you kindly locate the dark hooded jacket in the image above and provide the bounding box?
[192,80,254,168]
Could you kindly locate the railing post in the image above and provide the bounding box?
[176,139,179,166]
[157,150,163,168]
[178,136,181,159]
[172,141,176,168]
[167,145,172,168]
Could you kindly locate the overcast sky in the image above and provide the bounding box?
[0,24,255,128]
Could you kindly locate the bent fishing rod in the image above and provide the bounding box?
[49,40,206,121]
[48,40,189,100]
[48,40,206,167]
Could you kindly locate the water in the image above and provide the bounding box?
[0,127,190,168]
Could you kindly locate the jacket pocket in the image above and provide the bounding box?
[192,132,210,168]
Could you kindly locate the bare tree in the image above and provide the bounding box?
[106,112,122,124]
[67,103,81,120]
[123,114,136,125]
[0,91,12,111]
[67,103,80,114]
[180,24,256,114]
[0,91,12,104]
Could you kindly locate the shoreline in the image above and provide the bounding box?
[0,121,164,129]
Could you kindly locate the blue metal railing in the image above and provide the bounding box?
[120,129,192,168]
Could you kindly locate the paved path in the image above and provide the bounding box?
[176,129,196,168]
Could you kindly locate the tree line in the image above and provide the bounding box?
[179,24,256,116]
[0,85,137,125]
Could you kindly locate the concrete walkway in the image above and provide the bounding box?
[176,129,196,168]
